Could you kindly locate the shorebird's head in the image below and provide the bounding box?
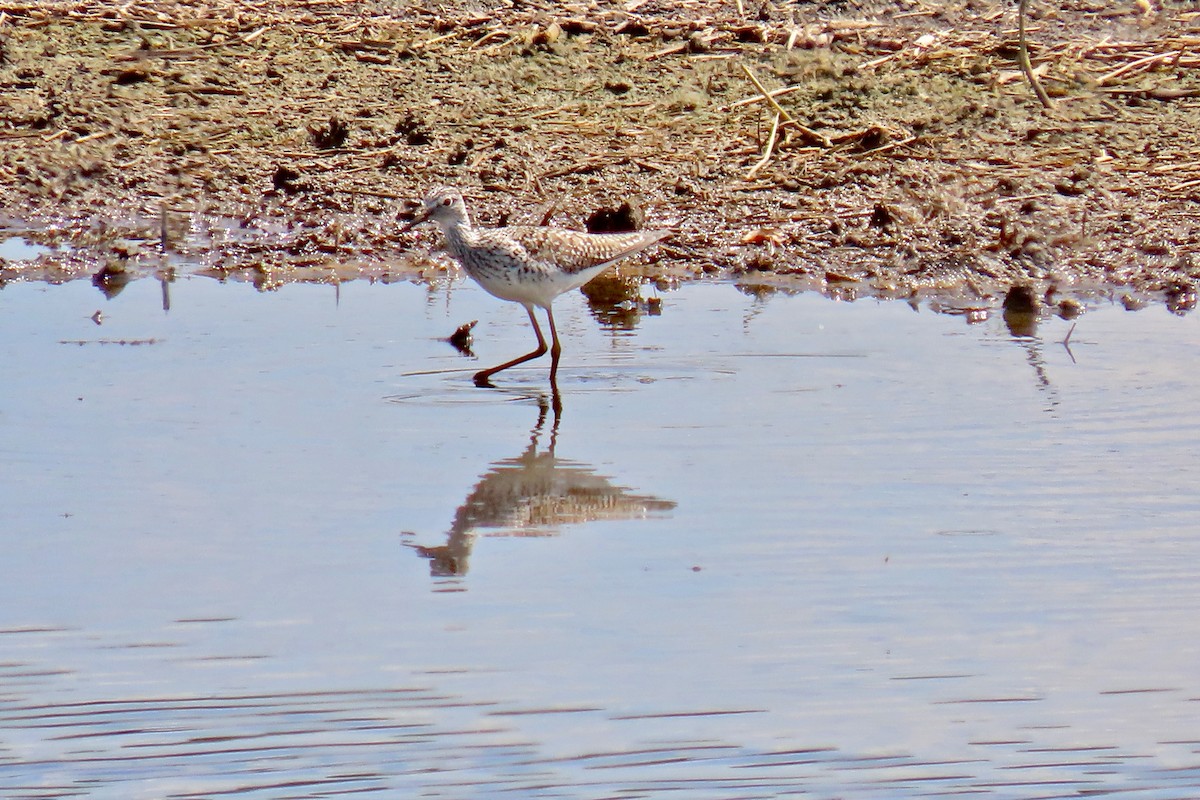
[401,186,470,232]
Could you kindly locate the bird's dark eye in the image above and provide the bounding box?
[441,197,452,206]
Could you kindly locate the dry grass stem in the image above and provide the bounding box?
[739,64,831,148]
[746,112,781,180]
[1017,0,1054,110]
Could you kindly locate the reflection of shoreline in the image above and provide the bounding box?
[410,398,676,578]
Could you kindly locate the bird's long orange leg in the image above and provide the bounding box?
[546,307,564,414]
[546,307,563,385]
[474,304,548,387]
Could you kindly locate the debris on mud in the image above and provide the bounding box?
[1,1,1198,312]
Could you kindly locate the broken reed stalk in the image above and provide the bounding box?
[1096,50,1183,86]
[739,63,831,148]
[1018,0,1054,110]
[746,111,781,180]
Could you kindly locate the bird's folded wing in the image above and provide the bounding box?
[506,227,670,273]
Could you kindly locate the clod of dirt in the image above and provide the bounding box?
[868,204,894,230]
[271,165,306,194]
[1002,285,1041,336]
[559,18,597,35]
[447,320,477,356]
[447,139,473,166]
[112,67,150,85]
[1165,283,1198,316]
[614,20,651,37]
[1002,285,1039,314]
[1058,298,1083,319]
[310,117,349,150]
[585,202,644,234]
[396,112,431,146]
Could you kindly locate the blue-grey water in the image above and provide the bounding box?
[1,274,1198,798]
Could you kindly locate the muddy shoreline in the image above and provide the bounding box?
[1,1,1198,313]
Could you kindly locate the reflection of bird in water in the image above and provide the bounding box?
[411,399,676,577]
[401,187,670,392]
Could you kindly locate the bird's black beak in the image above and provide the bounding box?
[398,202,429,234]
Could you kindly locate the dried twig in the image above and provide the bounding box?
[739,63,831,148]
[1096,50,1185,86]
[746,111,781,180]
[728,84,803,110]
[1017,0,1054,110]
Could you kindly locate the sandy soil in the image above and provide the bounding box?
[1,0,1198,312]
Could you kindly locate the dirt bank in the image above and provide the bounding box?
[1,1,1198,312]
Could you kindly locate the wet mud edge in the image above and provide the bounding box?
[0,1,1198,313]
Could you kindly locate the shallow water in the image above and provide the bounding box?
[1,276,1198,799]
[0,236,52,262]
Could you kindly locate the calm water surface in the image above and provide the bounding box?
[1,276,1198,798]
